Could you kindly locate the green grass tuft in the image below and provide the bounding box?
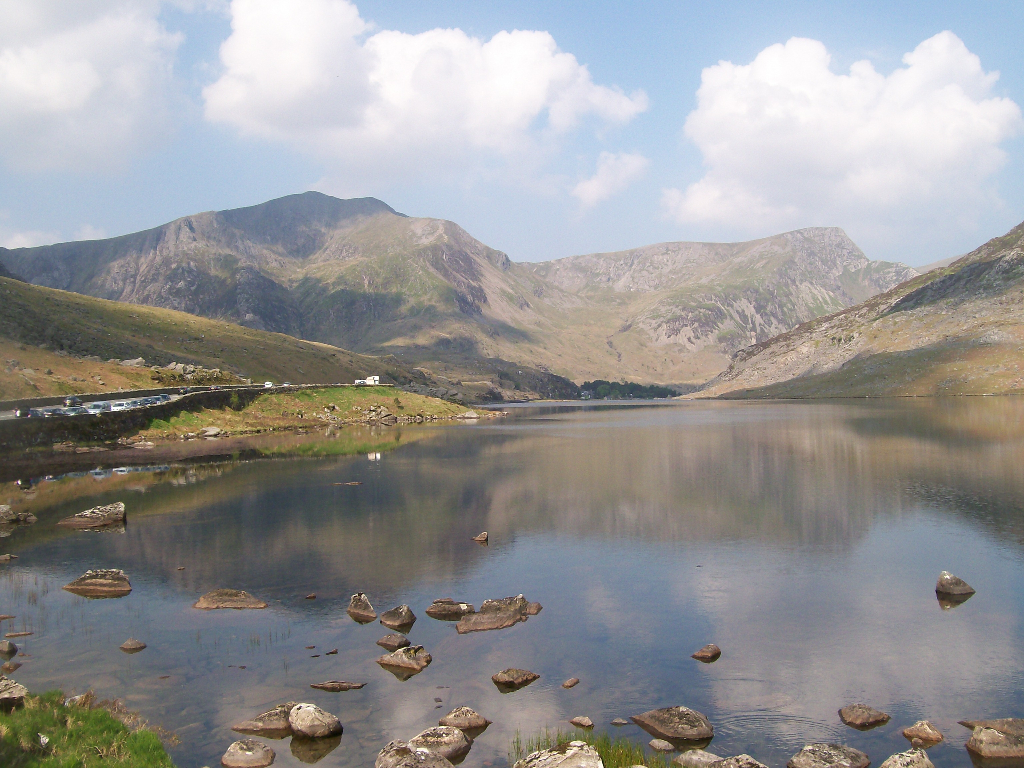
[509,728,669,768]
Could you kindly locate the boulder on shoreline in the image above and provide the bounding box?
[193,589,267,610]
[408,726,472,762]
[877,749,934,768]
[710,756,768,768]
[692,644,722,663]
[380,605,417,631]
[674,749,722,768]
[513,740,602,768]
[492,668,539,692]
[650,739,676,752]
[376,646,432,680]
[631,706,714,742]
[901,721,942,746]
[221,738,276,768]
[232,703,298,737]
[377,634,411,652]
[961,719,1024,760]
[0,675,27,708]
[348,592,377,623]
[57,502,126,529]
[456,595,541,634]
[0,505,36,525]
[569,716,594,729]
[838,704,890,730]
[288,703,342,738]
[310,681,365,692]
[425,598,475,620]
[63,569,132,598]
[376,740,456,768]
[439,706,491,731]
[787,743,870,768]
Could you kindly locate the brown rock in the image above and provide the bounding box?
[472,531,488,543]
[839,704,890,730]
[0,675,27,708]
[58,502,126,529]
[611,718,629,726]
[409,726,472,762]
[288,703,342,738]
[425,598,475,620]
[376,740,456,768]
[631,706,714,742]
[310,681,365,692]
[877,749,933,768]
[119,638,146,653]
[692,644,721,663]
[63,569,132,598]
[348,592,376,623]
[378,634,411,652]
[0,640,17,658]
[962,720,1024,760]
[512,740,602,768]
[650,739,676,752]
[492,668,540,692]
[456,594,540,634]
[674,749,723,768]
[901,721,942,746]
[439,706,491,731]
[562,678,580,689]
[380,605,416,631]
[305,594,316,600]
[787,743,871,768]
[1,661,20,673]
[570,716,594,729]
[193,589,267,610]
[290,735,341,764]
[376,646,432,679]
[222,739,276,768]
[232,703,298,736]
[710,757,769,768]
[935,571,975,597]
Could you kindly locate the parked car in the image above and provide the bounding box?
[63,406,90,416]
[42,407,64,417]
[63,395,83,407]
[86,401,111,413]
[13,407,29,417]
[157,394,171,402]
[110,401,130,411]
[263,381,274,388]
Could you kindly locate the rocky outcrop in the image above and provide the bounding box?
[0,675,27,707]
[380,605,416,631]
[232,703,298,736]
[877,749,933,768]
[512,740,603,768]
[456,595,541,634]
[691,644,721,663]
[631,706,714,742]
[63,569,132,597]
[492,668,540,692]
[962,719,1024,760]
[288,703,342,738]
[439,706,491,731]
[425,598,475,620]
[309,681,365,692]
[839,704,890,730]
[376,646,432,679]
[408,726,472,762]
[193,589,267,610]
[221,739,276,768]
[787,744,870,768]
[376,740,456,768]
[57,502,126,529]
[901,721,942,746]
[348,592,377,623]
[674,750,722,768]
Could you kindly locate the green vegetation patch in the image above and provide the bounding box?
[510,728,668,768]
[0,692,174,768]
[581,380,677,399]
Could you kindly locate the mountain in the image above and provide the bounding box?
[1,192,916,385]
[701,220,1024,398]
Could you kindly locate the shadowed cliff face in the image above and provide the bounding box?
[0,193,915,385]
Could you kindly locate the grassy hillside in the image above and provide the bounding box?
[702,220,1024,398]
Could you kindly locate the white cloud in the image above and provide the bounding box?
[572,151,649,208]
[0,1,182,171]
[1,229,60,248]
[74,224,107,241]
[203,0,648,176]
[664,32,1023,237]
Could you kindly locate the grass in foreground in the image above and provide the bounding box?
[510,728,669,768]
[0,692,174,768]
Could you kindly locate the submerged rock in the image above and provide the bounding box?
[377,634,411,652]
[0,675,27,708]
[232,703,298,736]
[57,502,126,529]
[380,605,417,631]
[650,739,676,752]
[962,720,1024,760]
[348,592,377,623]
[902,721,942,746]
[839,704,890,730]
[710,757,768,768]
[376,646,432,679]
[221,739,276,768]
[439,706,491,731]
[611,718,629,726]
[562,678,580,689]
[787,743,871,768]
[674,750,722,768]
[877,749,933,768]
[425,598,476,620]
[193,589,267,610]
[409,726,473,762]
[309,681,365,692]
[492,668,540,692]
[288,703,342,738]
[570,716,594,729]
[63,569,132,598]
[456,595,541,634]
[631,706,714,742]
[512,740,602,768]
[119,638,146,653]
[691,644,721,663]
[290,735,341,764]
[376,740,456,768]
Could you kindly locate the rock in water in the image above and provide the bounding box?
[408,726,473,762]
[348,592,377,623]
[57,502,126,528]
[650,739,676,752]
[380,605,417,631]
[631,706,714,742]
[377,634,411,652]
[376,646,432,679]
[877,749,934,768]
[562,678,580,689]
[310,681,365,692]
[935,571,975,597]
[692,644,722,663]
[0,640,17,659]
[787,743,871,768]
[63,569,132,598]
[570,716,594,729]
[288,703,343,738]
[376,740,456,768]
[193,589,267,610]
[221,739,276,768]
[901,721,943,746]
[962,719,1024,760]
[290,734,341,764]
[611,718,629,726]
[232,703,298,736]
[472,532,488,543]
[425,598,476,620]
[512,740,603,768]
[0,675,27,707]
[456,594,541,634]
[492,668,540,692]
[119,638,146,653]
[674,750,722,768]
[439,706,491,731]
[710,757,769,768]
[838,704,890,730]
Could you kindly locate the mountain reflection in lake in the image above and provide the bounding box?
[1,399,1023,768]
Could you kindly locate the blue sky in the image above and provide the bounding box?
[1,1,1023,266]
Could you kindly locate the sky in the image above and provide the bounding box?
[1,1,1023,267]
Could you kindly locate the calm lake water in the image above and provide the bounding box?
[1,399,1023,768]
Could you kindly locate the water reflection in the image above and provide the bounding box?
[0,400,1022,768]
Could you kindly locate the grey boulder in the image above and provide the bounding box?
[570,716,595,729]
[409,725,473,762]
[962,720,1024,760]
[58,502,126,529]
[63,569,132,598]
[710,757,768,768]
[456,595,541,634]
[222,739,276,768]
[376,740,456,768]
[193,589,267,610]
[439,706,491,731]
[119,638,146,653]
[0,675,27,707]
[787,743,870,768]
[877,749,933,768]
[0,640,17,659]
[691,644,721,663]
[380,605,417,631]
[631,706,714,742]
[492,668,540,692]
[232,703,298,736]
[512,740,603,768]
[348,592,377,623]
[425,598,475,620]
[674,750,722,768]
[377,633,411,652]
[288,703,342,738]
[901,721,942,746]
[935,571,975,596]
[839,704,890,730]
[376,646,432,679]
[650,739,676,752]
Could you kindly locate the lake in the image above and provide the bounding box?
[1,399,1023,768]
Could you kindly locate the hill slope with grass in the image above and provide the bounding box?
[2,192,915,385]
[701,219,1024,398]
